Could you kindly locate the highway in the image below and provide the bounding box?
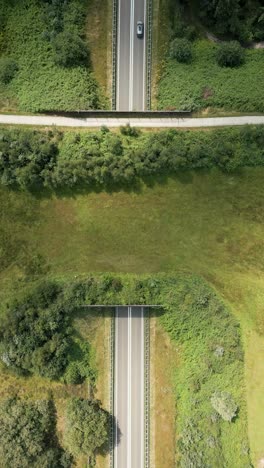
[114,306,145,468]
[116,0,146,111]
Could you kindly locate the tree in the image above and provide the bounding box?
[0,58,18,84]
[0,282,72,379]
[210,391,238,421]
[216,41,244,67]
[53,31,89,67]
[64,398,110,456]
[169,38,192,63]
[0,397,71,468]
[199,0,241,35]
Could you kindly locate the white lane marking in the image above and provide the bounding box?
[129,0,135,111]
[115,307,119,468]
[143,0,147,110]
[116,0,121,110]
[141,307,144,468]
[127,306,132,468]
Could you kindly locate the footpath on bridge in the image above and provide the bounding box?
[0,114,264,128]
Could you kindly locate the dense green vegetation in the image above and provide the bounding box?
[157,39,264,112]
[65,398,110,457]
[197,0,264,41]
[0,397,71,467]
[0,281,95,382]
[0,0,106,112]
[159,276,249,466]
[1,125,264,190]
[156,0,264,112]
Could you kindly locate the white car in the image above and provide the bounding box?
[137,21,144,38]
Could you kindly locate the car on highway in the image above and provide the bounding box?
[136,21,144,38]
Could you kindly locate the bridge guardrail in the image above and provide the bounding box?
[112,0,118,110]
[144,308,150,468]
[42,110,192,118]
[109,309,115,468]
[146,0,153,110]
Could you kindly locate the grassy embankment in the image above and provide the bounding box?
[0,0,110,113]
[1,161,264,464]
[153,0,264,114]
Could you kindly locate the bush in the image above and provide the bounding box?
[0,57,18,84]
[120,123,140,137]
[170,38,193,63]
[64,362,83,384]
[216,41,245,68]
[211,391,238,421]
[0,397,71,467]
[0,128,58,189]
[53,31,89,68]
[64,398,110,456]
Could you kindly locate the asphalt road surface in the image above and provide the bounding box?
[117,0,146,110]
[114,306,145,468]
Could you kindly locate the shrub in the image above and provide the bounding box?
[211,391,238,421]
[53,31,89,68]
[0,397,71,467]
[0,57,18,84]
[64,398,110,456]
[216,41,245,68]
[170,38,193,63]
[120,123,140,137]
[64,362,83,384]
[0,128,58,189]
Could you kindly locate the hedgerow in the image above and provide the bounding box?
[0,125,264,190]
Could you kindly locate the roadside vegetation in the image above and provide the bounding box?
[155,0,264,113]
[0,0,108,112]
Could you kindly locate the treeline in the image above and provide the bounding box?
[197,0,264,41]
[172,1,264,42]
[0,125,264,190]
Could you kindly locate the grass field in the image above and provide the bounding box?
[0,0,109,112]
[1,167,264,463]
[157,40,264,113]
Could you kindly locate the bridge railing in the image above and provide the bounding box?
[144,308,150,468]
[112,0,118,110]
[146,0,153,110]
